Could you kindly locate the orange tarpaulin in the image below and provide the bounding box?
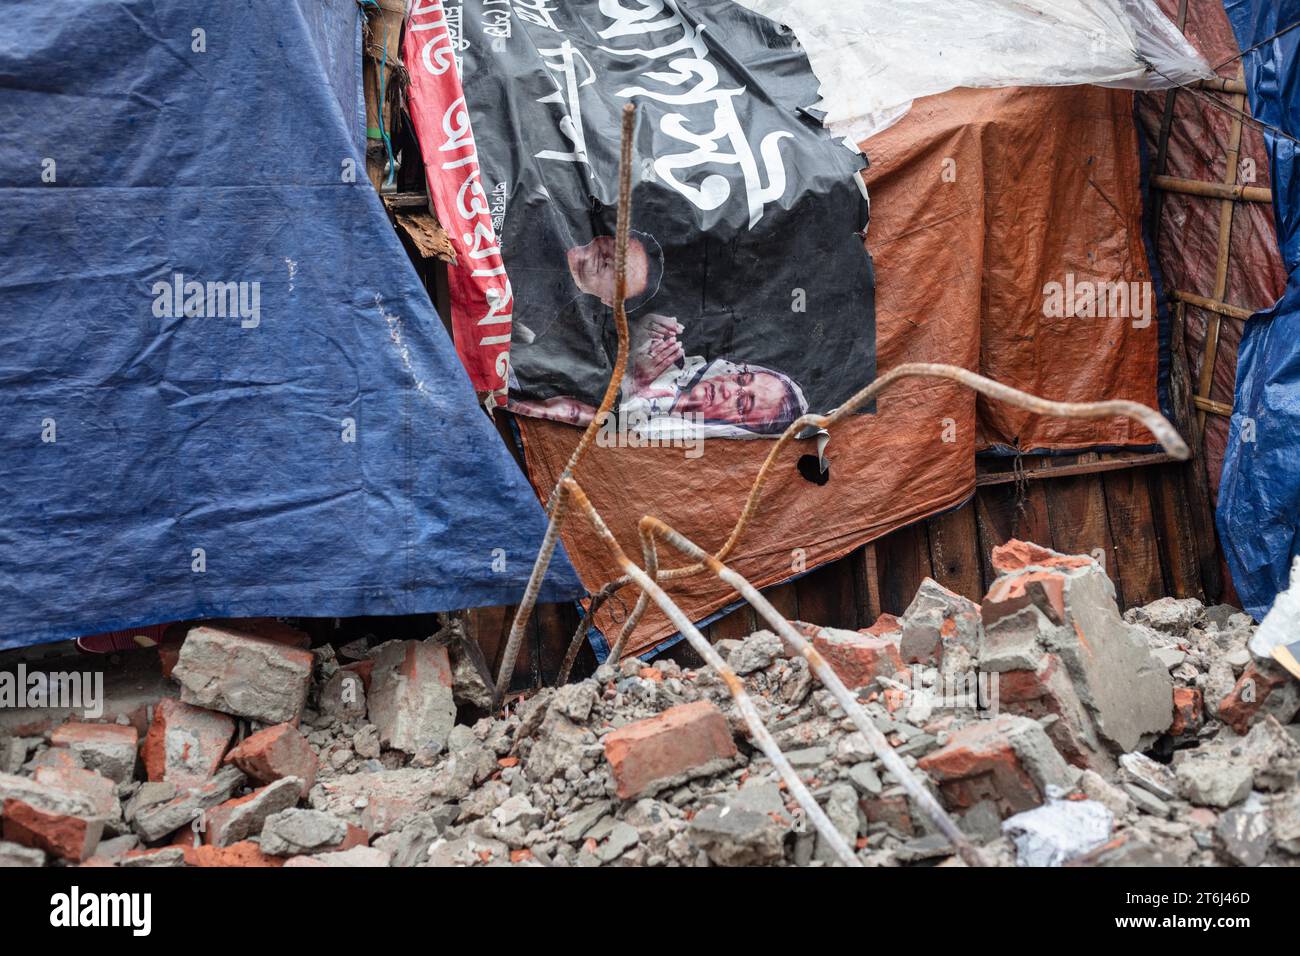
[518,84,1163,659]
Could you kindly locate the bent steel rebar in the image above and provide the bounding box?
[492,103,637,708]
[561,478,862,867]
[634,514,989,867]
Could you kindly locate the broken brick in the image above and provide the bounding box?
[132,766,245,842]
[30,748,83,773]
[319,668,368,719]
[223,723,318,796]
[342,659,375,694]
[982,570,1067,627]
[982,558,1173,755]
[142,698,235,789]
[918,714,1079,818]
[368,640,456,754]
[811,627,904,690]
[32,766,119,821]
[997,655,1109,771]
[899,578,981,664]
[0,773,104,863]
[48,722,139,784]
[861,613,902,638]
[862,790,914,836]
[604,701,737,800]
[1170,687,1204,736]
[185,840,286,867]
[3,799,102,863]
[172,625,314,725]
[991,540,1095,575]
[1219,662,1300,735]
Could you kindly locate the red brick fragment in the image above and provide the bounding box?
[1170,687,1203,736]
[918,718,1042,815]
[811,627,904,690]
[1219,663,1291,734]
[982,570,1067,626]
[603,701,737,799]
[2,798,100,862]
[143,698,236,789]
[991,540,1094,575]
[223,723,318,796]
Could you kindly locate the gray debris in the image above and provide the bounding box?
[207,776,302,847]
[1216,793,1273,866]
[260,808,349,856]
[0,841,46,867]
[1123,783,1172,819]
[1126,597,1203,633]
[1119,752,1178,801]
[726,631,785,676]
[132,766,245,842]
[689,791,788,866]
[1176,758,1254,809]
[173,625,312,724]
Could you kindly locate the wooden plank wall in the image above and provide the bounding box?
[477,451,1218,683]
[699,452,1213,644]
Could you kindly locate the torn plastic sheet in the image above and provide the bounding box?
[733,0,1212,141]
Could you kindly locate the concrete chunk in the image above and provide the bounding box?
[368,640,456,755]
[173,625,313,724]
[205,776,302,847]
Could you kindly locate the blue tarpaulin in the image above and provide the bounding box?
[0,0,583,650]
[1218,0,1300,619]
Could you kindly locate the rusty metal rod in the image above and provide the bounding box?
[562,479,861,867]
[637,515,988,867]
[492,104,638,708]
[556,580,619,686]
[604,520,659,664]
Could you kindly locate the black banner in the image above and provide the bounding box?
[442,0,876,439]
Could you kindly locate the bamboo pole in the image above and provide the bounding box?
[1171,289,1255,321]
[1193,395,1234,417]
[1150,0,1189,242]
[1195,66,1247,432]
[1151,175,1271,204]
[975,453,1178,486]
[1196,77,1248,95]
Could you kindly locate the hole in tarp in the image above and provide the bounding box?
[797,454,830,485]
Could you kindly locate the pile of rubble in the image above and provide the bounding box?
[2,539,1299,867]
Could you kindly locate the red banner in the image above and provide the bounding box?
[402,0,511,404]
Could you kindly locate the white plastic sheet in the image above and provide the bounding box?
[733,0,1212,141]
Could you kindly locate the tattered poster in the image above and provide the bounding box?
[405,0,876,437]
